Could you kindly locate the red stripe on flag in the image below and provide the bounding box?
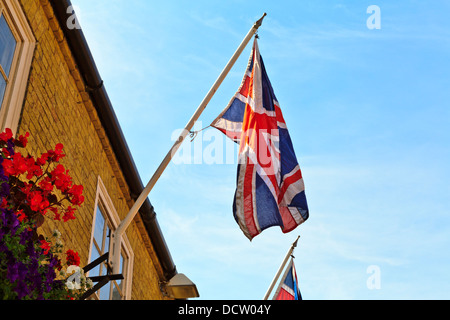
[243,161,258,238]
[279,207,299,233]
[239,75,251,98]
[278,168,303,204]
[274,104,286,126]
[275,288,296,300]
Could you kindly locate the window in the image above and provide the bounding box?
[0,13,16,103]
[0,0,35,134]
[87,177,134,300]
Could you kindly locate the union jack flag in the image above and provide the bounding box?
[273,259,302,300]
[211,38,309,240]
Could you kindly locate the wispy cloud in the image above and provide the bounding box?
[188,12,242,39]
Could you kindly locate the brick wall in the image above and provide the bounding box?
[15,0,168,300]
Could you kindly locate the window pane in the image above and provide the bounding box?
[111,282,122,300]
[0,15,16,77]
[100,261,107,276]
[110,253,125,300]
[88,247,101,277]
[99,283,111,300]
[104,225,110,253]
[119,254,124,275]
[94,206,105,249]
[0,76,5,105]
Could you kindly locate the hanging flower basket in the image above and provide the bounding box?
[0,129,90,300]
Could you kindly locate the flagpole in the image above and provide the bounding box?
[111,13,267,274]
[263,235,300,300]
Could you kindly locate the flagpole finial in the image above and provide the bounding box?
[254,13,267,29]
[293,235,301,248]
[294,236,300,247]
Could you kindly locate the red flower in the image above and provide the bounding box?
[71,194,84,206]
[66,249,80,266]
[36,153,48,166]
[16,210,26,222]
[28,191,50,212]
[29,192,43,211]
[68,184,84,205]
[0,128,13,143]
[39,179,54,192]
[44,143,65,163]
[62,206,76,222]
[51,166,73,193]
[15,132,29,147]
[69,184,83,196]
[25,157,43,179]
[48,207,60,221]
[40,239,51,255]
[2,160,13,176]
[51,163,65,176]
[20,183,33,196]
[2,153,29,176]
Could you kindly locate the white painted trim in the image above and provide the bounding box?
[0,0,36,135]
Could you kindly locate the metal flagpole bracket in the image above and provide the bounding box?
[71,252,124,300]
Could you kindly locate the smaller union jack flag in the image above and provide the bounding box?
[211,38,309,240]
[273,259,302,300]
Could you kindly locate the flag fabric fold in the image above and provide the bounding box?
[272,258,302,300]
[211,38,309,240]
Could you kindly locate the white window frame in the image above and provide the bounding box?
[87,176,134,300]
[0,0,35,134]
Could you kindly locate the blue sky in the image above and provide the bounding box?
[71,0,450,299]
